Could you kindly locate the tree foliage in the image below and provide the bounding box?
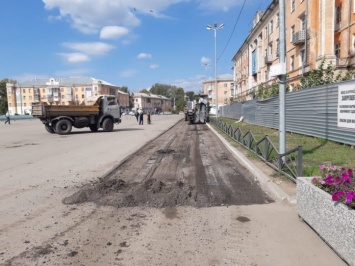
[253,58,354,100]
[297,58,353,90]
[185,91,195,101]
[119,86,129,93]
[139,88,150,94]
[0,78,12,114]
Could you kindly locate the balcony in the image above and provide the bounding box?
[292,30,306,45]
[265,54,273,64]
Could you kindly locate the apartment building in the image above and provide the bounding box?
[5,77,129,115]
[232,0,355,100]
[202,74,234,107]
[130,92,171,113]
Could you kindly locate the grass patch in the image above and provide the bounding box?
[214,117,355,177]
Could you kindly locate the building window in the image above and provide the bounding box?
[300,49,305,67]
[291,0,295,12]
[82,94,84,99]
[352,34,355,52]
[23,89,26,93]
[23,96,26,100]
[29,96,32,100]
[224,83,227,88]
[24,103,27,107]
[336,5,342,24]
[276,13,279,27]
[290,55,295,71]
[265,27,268,38]
[335,43,341,58]
[269,20,273,34]
[299,17,305,31]
[291,25,295,42]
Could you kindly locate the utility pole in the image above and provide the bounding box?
[207,23,224,117]
[279,0,286,159]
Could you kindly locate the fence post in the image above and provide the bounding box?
[297,145,303,177]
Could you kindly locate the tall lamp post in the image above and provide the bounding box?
[207,22,224,117]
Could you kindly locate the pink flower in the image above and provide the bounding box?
[332,191,345,201]
[346,191,355,204]
[311,177,318,183]
[342,172,351,183]
[320,165,326,171]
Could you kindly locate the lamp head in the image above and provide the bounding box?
[206,24,212,30]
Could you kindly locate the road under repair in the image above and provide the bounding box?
[1,117,345,266]
[63,121,273,209]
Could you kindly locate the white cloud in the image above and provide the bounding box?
[137,53,152,59]
[120,69,137,78]
[42,0,189,35]
[58,53,91,63]
[200,56,211,66]
[196,0,242,12]
[100,26,129,39]
[150,64,159,69]
[62,42,114,55]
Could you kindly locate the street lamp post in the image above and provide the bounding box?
[207,22,224,117]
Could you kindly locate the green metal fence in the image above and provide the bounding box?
[210,117,302,183]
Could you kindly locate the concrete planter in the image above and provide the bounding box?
[297,177,355,265]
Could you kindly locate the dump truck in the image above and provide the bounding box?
[32,95,121,135]
[185,94,210,124]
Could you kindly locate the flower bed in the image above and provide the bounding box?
[297,176,355,265]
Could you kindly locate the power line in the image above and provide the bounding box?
[218,0,247,61]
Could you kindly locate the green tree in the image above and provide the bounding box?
[297,58,353,90]
[0,78,12,114]
[119,86,129,93]
[139,88,150,94]
[185,91,195,101]
[150,83,171,97]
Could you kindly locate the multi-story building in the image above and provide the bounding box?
[5,77,129,115]
[232,0,355,101]
[202,74,234,108]
[130,92,171,113]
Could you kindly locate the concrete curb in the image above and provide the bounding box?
[207,123,294,204]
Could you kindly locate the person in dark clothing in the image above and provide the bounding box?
[147,112,151,124]
[4,111,10,125]
[138,109,144,125]
[135,111,139,121]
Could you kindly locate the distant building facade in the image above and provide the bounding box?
[5,77,129,115]
[232,0,355,101]
[202,74,234,107]
[131,92,171,113]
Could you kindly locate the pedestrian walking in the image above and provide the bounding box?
[4,111,10,125]
[135,110,139,122]
[147,112,151,124]
[138,109,144,125]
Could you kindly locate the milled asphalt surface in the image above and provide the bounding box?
[207,123,296,204]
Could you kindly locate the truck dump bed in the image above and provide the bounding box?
[32,103,99,118]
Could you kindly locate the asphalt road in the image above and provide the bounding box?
[0,115,346,266]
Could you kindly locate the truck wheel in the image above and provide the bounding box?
[56,119,72,135]
[89,125,98,132]
[45,124,55,134]
[102,118,114,132]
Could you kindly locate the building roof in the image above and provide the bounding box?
[16,77,117,87]
[132,92,170,100]
[203,74,234,83]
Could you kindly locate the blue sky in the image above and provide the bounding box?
[0,0,272,93]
